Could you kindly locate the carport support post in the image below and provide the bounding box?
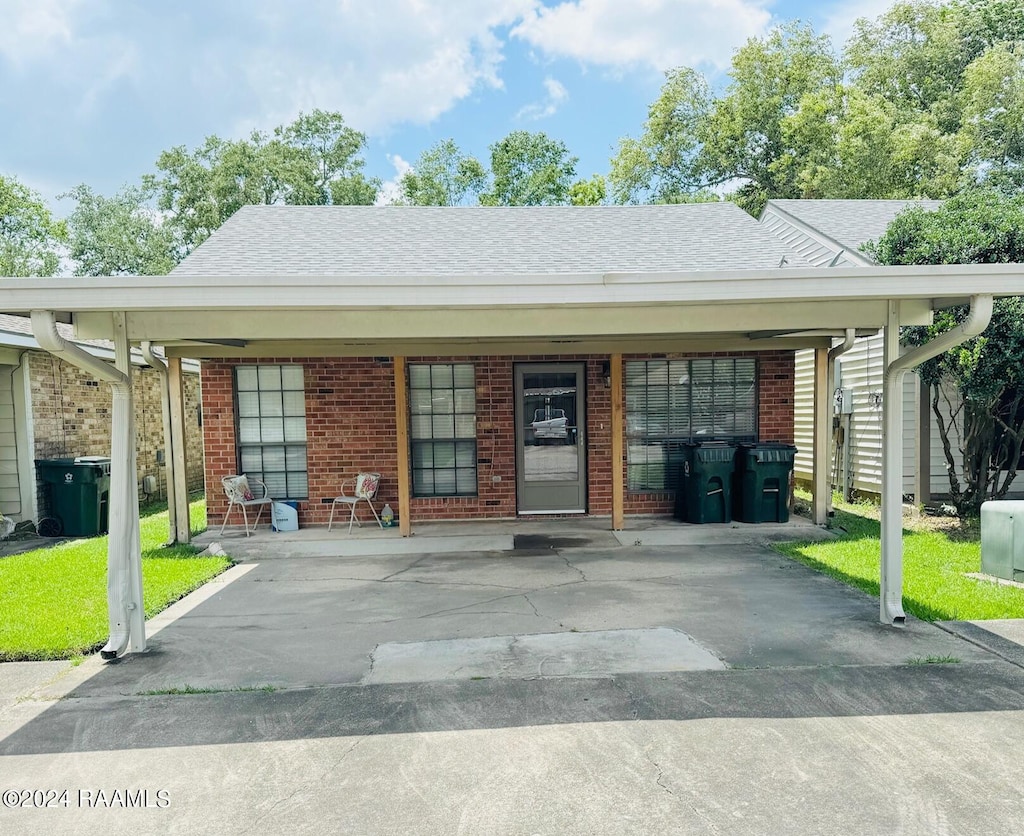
[110,313,146,653]
[880,300,908,627]
[167,356,191,543]
[610,353,624,531]
[394,356,412,537]
[811,347,829,525]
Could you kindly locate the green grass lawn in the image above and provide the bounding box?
[775,496,1024,622]
[0,498,231,661]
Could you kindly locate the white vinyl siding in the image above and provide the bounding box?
[793,350,815,482]
[793,336,953,498]
[0,365,20,518]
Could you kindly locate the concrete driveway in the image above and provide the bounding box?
[3,529,1024,835]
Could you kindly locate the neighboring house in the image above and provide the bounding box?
[0,314,204,525]
[760,199,960,502]
[170,204,806,527]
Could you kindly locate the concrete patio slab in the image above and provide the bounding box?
[4,532,1024,836]
[364,627,726,683]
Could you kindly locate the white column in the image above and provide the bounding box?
[880,301,907,626]
[811,346,830,524]
[107,313,147,654]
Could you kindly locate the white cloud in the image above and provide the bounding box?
[238,0,537,135]
[511,0,772,73]
[375,154,412,205]
[0,0,138,114]
[0,0,81,66]
[516,76,569,121]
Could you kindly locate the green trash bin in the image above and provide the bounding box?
[675,442,737,524]
[734,443,797,523]
[35,457,111,537]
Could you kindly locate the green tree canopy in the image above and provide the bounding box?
[610,23,840,212]
[611,1,1024,213]
[568,174,607,206]
[865,189,1024,515]
[63,184,180,276]
[148,110,379,252]
[0,174,66,277]
[480,131,578,206]
[399,139,487,206]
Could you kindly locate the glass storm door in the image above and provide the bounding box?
[515,363,586,514]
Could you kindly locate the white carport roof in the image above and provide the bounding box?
[2,204,1022,649]
[2,204,1020,357]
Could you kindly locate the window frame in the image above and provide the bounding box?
[409,362,478,498]
[233,364,308,501]
[625,357,759,493]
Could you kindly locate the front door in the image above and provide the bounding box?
[515,363,586,513]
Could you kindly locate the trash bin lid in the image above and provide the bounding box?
[684,441,737,463]
[738,443,797,463]
[75,456,112,464]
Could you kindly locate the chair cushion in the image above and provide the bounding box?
[224,475,255,502]
[355,473,380,499]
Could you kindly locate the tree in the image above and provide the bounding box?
[608,67,712,205]
[399,139,487,206]
[148,111,379,253]
[480,131,578,206]
[568,175,607,206]
[611,1,1024,212]
[276,110,379,206]
[63,184,180,276]
[0,174,66,276]
[609,23,840,213]
[865,190,1024,516]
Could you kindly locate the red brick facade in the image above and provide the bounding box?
[203,351,794,528]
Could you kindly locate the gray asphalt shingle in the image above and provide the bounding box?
[171,203,809,277]
[766,199,944,253]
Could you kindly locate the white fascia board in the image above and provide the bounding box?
[1,264,1021,314]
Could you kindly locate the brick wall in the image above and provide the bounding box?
[202,351,794,527]
[29,351,204,516]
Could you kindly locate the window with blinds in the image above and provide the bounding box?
[234,364,308,500]
[625,358,757,491]
[410,363,477,497]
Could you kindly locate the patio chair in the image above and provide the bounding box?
[328,472,383,533]
[220,474,274,537]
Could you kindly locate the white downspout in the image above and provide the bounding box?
[141,342,177,546]
[880,295,993,625]
[30,310,145,658]
[825,329,857,516]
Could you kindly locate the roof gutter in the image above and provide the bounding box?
[880,295,994,625]
[30,310,136,658]
[30,310,129,387]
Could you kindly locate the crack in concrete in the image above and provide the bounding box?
[609,676,641,721]
[379,556,431,582]
[560,555,589,582]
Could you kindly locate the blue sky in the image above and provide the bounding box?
[0,0,894,211]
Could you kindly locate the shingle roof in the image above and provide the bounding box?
[171,203,810,276]
[766,199,944,253]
